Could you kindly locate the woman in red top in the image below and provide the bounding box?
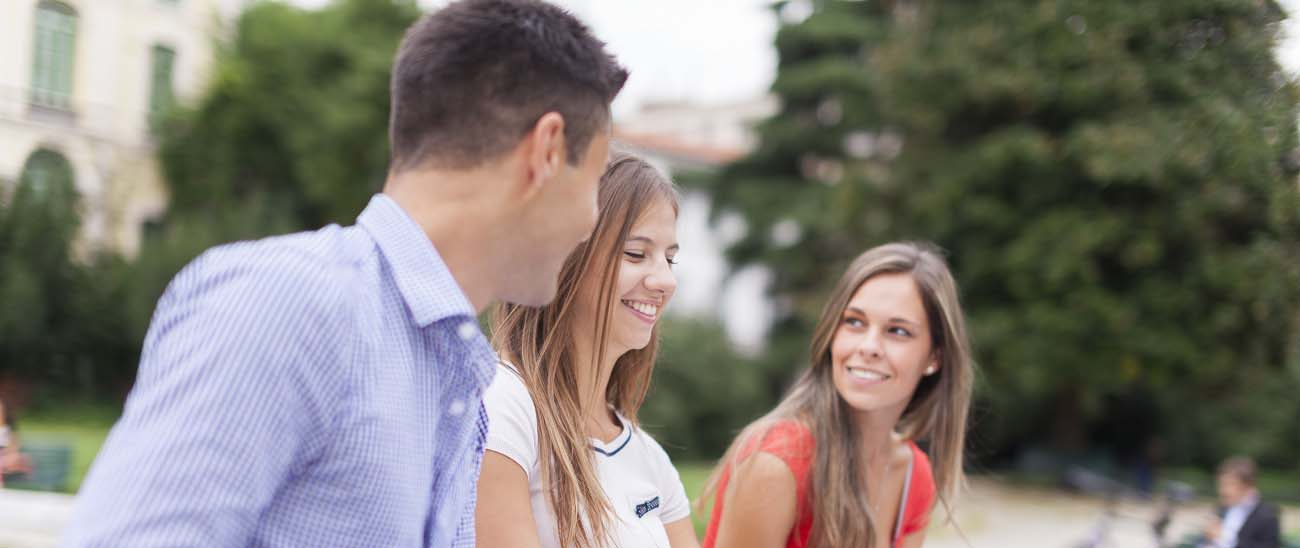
[701,242,974,548]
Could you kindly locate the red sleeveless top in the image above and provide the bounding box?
[702,420,935,548]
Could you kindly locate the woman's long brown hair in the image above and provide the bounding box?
[701,242,974,548]
[491,150,679,548]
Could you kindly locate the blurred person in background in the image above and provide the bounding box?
[700,242,974,548]
[63,0,627,546]
[476,152,697,548]
[0,397,33,487]
[1200,456,1280,548]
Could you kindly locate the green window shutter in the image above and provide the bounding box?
[31,8,52,105]
[30,2,76,110]
[149,44,176,121]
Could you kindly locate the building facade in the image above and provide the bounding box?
[0,0,234,257]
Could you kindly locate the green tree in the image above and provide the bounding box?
[708,0,1300,468]
[0,152,150,401]
[641,317,770,460]
[0,153,76,380]
[0,150,91,395]
[98,0,420,393]
[158,0,419,234]
[112,0,420,373]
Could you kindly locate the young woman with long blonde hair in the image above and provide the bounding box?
[702,242,974,548]
[475,151,699,548]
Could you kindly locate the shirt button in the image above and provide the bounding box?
[448,399,466,417]
[457,321,479,340]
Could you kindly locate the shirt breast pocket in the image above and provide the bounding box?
[622,490,672,548]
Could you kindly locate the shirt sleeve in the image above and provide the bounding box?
[482,364,539,477]
[642,431,691,524]
[63,247,351,547]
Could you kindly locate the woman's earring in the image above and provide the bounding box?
[924,366,937,376]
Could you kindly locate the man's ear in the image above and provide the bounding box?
[521,112,567,198]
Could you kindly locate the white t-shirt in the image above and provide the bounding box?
[484,363,691,548]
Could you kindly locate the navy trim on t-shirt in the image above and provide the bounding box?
[591,425,633,457]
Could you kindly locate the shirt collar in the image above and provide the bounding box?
[357,194,476,327]
[1234,491,1261,513]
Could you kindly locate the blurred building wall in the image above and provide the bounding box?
[615,96,779,352]
[0,0,233,258]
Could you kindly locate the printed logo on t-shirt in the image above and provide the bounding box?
[634,496,660,518]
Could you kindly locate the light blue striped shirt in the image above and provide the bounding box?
[64,194,497,547]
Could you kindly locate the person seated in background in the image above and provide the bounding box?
[1202,456,1280,548]
[0,397,34,487]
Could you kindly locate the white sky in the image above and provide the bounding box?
[283,0,779,116]
[1278,0,1300,72]
[560,0,778,116]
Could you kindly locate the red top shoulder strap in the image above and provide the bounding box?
[898,441,936,538]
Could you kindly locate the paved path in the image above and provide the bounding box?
[0,489,74,548]
[2,480,1294,548]
[927,478,1299,548]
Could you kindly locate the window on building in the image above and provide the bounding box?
[18,148,75,203]
[30,1,77,110]
[15,148,79,247]
[149,45,177,127]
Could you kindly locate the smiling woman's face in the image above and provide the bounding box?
[571,196,679,358]
[829,272,937,415]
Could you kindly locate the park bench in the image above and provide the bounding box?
[3,440,72,492]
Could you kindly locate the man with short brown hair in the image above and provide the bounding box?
[1203,456,1281,548]
[65,1,627,546]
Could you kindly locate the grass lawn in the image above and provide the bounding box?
[676,461,717,537]
[14,403,120,493]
